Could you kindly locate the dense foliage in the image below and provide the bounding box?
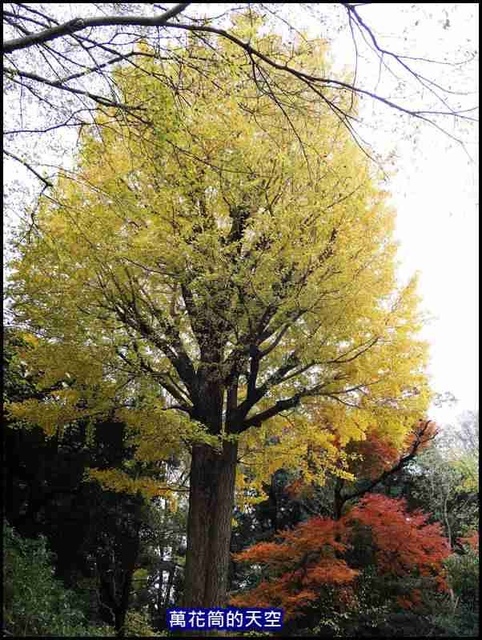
[3,522,113,637]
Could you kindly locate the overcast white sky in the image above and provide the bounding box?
[391,127,478,425]
[4,3,478,428]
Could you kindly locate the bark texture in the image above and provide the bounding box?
[183,440,238,607]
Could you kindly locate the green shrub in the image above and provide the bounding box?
[445,548,479,609]
[430,547,479,637]
[3,521,114,637]
[123,609,160,636]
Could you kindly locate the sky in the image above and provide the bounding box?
[390,127,478,425]
[3,3,479,429]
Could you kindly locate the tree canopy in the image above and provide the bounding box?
[9,27,430,479]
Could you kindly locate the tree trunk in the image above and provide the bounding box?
[183,440,238,607]
[334,477,344,521]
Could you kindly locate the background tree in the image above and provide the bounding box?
[2,328,176,637]
[439,534,479,637]
[368,412,480,551]
[128,495,188,633]
[231,418,438,538]
[8,27,431,609]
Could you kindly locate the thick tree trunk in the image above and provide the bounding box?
[183,440,238,607]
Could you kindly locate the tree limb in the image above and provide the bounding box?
[3,3,192,54]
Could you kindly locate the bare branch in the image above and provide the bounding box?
[4,148,53,188]
[4,65,145,114]
[3,3,192,53]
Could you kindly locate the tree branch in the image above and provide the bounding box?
[239,392,303,432]
[4,149,53,187]
[339,419,438,509]
[4,66,145,114]
[3,3,191,54]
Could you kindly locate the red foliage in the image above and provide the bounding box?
[397,588,422,611]
[231,517,358,619]
[349,431,400,479]
[232,495,450,619]
[285,478,308,499]
[345,494,450,584]
[349,420,438,480]
[458,531,479,551]
[403,419,438,455]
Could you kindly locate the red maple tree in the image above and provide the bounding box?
[346,494,450,577]
[231,494,450,619]
[231,516,358,619]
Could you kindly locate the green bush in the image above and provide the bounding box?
[123,609,160,636]
[445,547,479,609]
[3,521,114,637]
[430,547,479,637]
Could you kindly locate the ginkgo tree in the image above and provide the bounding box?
[8,23,431,608]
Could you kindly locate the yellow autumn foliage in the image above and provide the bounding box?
[7,19,431,502]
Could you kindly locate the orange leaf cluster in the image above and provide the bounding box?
[347,494,450,582]
[403,419,438,455]
[458,531,479,551]
[397,588,422,611]
[232,517,358,619]
[349,432,400,479]
[284,478,307,499]
[232,495,450,619]
[348,420,437,480]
